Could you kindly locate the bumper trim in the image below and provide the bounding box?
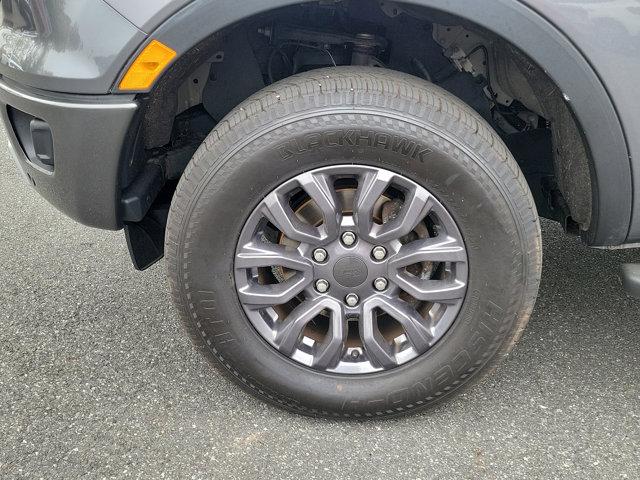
[0,77,137,111]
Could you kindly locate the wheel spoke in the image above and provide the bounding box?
[311,302,347,370]
[236,241,312,272]
[354,169,394,239]
[360,300,397,369]
[262,191,323,244]
[373,188,434,243]
[388,236,466,269]
[392,272,466,303]
[297,171,342,239]
[274,297,339,356]
[370,297,433,351]
[237,272,311,309]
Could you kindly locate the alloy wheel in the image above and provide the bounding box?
[234,165,468,374]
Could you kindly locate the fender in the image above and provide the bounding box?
[117,0,632,246]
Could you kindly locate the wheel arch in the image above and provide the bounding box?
[123,0,632,246]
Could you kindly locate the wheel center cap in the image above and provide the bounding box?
[333,256,368,287]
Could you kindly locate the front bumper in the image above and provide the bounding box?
[0,77,138,230]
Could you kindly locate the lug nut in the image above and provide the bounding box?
[372,246,387,261]
[341,231,357,247]
[374,277,388,291]
[312,248,328,263]
[345,293,359,307]
[315,279,330,293]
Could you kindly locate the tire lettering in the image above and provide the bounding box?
[274,129,433,161]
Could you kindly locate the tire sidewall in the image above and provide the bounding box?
[173,108,527,416]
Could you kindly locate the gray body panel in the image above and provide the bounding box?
[103,0,192,33]
[0,0,144,94]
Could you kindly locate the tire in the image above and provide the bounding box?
[165,66,542,418]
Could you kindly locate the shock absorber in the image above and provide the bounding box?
[351,33,385,67]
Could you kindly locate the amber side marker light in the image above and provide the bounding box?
[119,39,176,91]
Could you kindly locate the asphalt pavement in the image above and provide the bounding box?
[0,135,638,479]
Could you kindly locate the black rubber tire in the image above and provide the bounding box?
[165,67,542,418]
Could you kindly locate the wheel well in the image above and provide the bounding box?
[126,0,597,268]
